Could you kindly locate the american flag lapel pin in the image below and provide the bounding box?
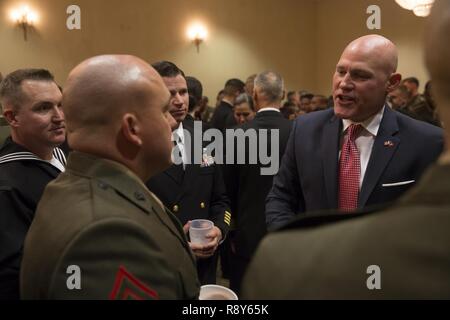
[384,140,394,147]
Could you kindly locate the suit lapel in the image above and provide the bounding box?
[322,115,342,209]
[359,107,400,207]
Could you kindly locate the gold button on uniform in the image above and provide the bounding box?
[200,202,205,209]
[173,205,179,213]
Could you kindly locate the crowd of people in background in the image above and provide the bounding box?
[182,76,443,131]
[0,0,449,300]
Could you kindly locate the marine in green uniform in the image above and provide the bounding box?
[20,55,200,299]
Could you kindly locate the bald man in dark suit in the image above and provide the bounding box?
[243,3,450,298]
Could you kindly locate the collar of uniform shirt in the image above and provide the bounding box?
[342,105,385,137]
[257,107,280,113]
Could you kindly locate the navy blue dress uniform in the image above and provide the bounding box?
[0,137,66,299]
[20,152,200,299]
[224,110,292,293]
[146,119,231,284]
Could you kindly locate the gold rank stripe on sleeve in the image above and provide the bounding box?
[224,211,232,225]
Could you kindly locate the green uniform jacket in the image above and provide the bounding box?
[21,151,200,299]
[242,163,450,299]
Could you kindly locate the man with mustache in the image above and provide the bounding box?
[266,34,443,230]
[0,69,66,299]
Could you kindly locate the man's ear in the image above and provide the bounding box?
[253,89,258,106]
[386,73,402,93]
[3,107,19,128]
[281,90,286,101]
[121,113,142,146]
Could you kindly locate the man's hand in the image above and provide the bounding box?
[183,221,222,259]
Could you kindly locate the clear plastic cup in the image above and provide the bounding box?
[189,219,214,245]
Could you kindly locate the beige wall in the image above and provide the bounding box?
[0,0,316,102]
[316,0,429,96]
[0,0,430,101]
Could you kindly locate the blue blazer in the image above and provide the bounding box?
[266,106,444,230]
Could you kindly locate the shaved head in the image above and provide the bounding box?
[64,55,168,134]
[63,55,172,180]
[333,34,401,122]
[343,35,398,76]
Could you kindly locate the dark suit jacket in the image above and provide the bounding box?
[209,100,236,131]
[0,138,65,299]
[224,111,292,258]
[242,162,450,299]
[146,120,231,235]
[266,106,443,230]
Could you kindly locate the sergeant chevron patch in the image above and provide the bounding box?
[109,265,159,300]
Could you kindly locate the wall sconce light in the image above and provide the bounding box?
[187,23,208,53]
[10,5,38,41]
[395,0,435,17]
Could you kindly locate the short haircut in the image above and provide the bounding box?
[300,92,314,100]
[254,71,284,103]
[223,78,245,96]
[287,91,297,99]
[151,61,185,78]
[186,76,203,112]
[395,85,412,99]
[402,77,419,87]
[235,93,255,111]
[313,94,328,104]
[281,101,298,118]
[0,68,55,109]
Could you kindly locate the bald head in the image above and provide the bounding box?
[63,55,173,179]
[343,35,398,76]
[63,55,169,134]
[426,0,450,102]
[333,35,401,122]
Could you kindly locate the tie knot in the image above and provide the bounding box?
[347,124,363,142]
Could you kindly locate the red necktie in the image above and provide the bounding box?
[338,124,363,212]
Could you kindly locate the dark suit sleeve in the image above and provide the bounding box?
[208,165,231,239]
[0,188,33,299]
[223,162,239,221]
[265,120,304,231]
[48,219,192,300]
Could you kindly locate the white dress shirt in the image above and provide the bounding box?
[257,107,281,113]
[340,106,385,188]
[173,122,187,169]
